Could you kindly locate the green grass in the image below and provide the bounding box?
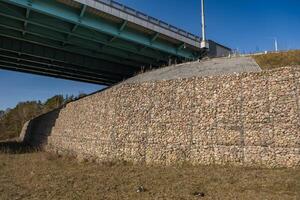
[0,148,299,200]
[253,50,300,70]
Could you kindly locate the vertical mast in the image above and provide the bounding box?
[274,38,278,52]
[201,0,209,49]
[201,0,206,42]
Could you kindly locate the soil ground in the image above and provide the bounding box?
[0,144,299,200]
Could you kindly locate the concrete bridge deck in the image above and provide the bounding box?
[0,0,230,85]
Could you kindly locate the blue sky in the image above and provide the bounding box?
[0,71,101,110]
[1,0,300,110]
[117,0,300,52]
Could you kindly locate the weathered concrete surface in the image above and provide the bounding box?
[124,57,261,84]
[29,66,300,168]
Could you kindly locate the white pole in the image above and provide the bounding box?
[201,0,209,49]
[274,38,278,52]
[201,0,206,42]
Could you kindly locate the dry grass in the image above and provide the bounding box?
[253,50,300,70]
[0,150,299,200]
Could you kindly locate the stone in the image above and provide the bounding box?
[21,66,300,168]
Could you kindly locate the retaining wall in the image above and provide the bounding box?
[41,67,300,167]
[20,109,61,147]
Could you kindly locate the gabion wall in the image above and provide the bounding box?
[46,67,300,168]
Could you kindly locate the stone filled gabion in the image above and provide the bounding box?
[45,67,300,168]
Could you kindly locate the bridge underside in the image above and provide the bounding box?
[0,0,205,85]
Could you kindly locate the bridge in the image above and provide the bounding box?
[0,0,231,85]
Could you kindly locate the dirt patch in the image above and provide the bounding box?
[0,151,299,200]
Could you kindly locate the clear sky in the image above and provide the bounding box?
[1,0,300,110]
[0,71,102,110]
[117,0,300,52]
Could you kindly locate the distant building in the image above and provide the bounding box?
[208,40,232,58]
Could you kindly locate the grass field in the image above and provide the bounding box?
[253,50,300,70]
[0,145,299,200]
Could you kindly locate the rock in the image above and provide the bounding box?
[192,191,205,197]
[45,66,300,168]
[136,186,146,193]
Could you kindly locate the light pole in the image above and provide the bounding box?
[266,37,279,52]
[274,38,278,52]
[201,0,209,49]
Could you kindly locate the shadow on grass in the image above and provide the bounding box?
[0,141,39,154]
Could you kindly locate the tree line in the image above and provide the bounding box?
[0,93,86,141]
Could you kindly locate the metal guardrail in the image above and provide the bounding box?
[95,0,201,42]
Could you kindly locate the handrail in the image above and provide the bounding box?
[93,0,201,42]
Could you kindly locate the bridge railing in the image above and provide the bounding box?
[94,0,201,42]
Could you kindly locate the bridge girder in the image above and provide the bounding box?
[0,0,205,85]
[0,3,168,64]
[3,0,198,59]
